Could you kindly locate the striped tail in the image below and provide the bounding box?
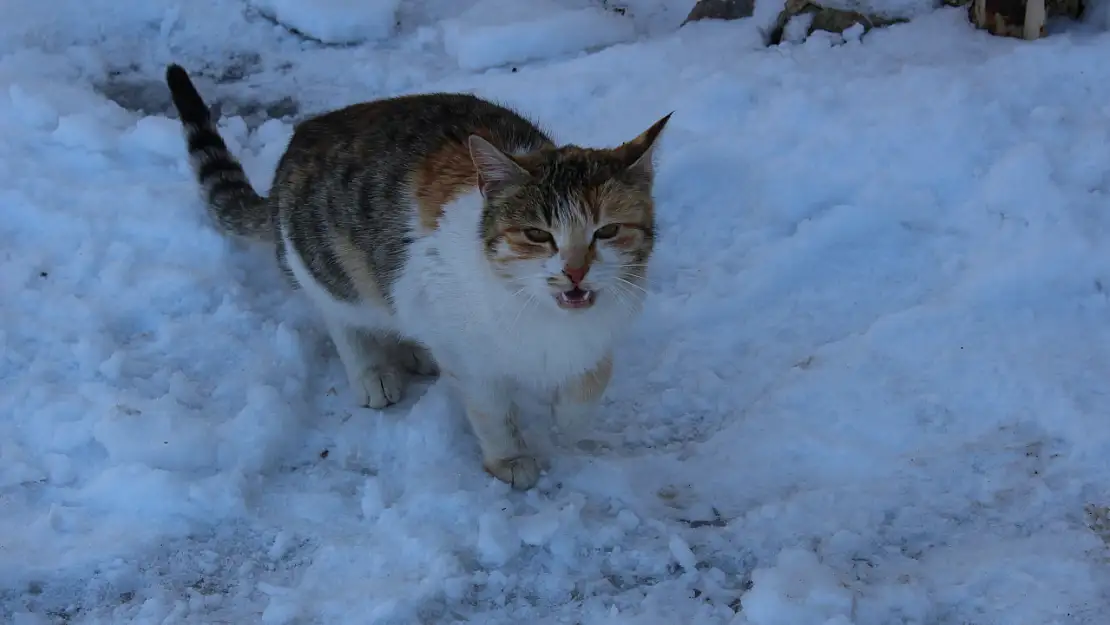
[165,63,274,241]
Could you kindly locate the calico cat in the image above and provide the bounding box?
[165,64,670,490]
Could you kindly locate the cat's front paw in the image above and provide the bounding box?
[352,364,405,409]
[483,455,541,490]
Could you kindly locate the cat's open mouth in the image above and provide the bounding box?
[556,287,595,310]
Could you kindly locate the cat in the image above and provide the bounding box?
[164,63,670,490]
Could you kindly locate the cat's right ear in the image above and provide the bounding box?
[468,135,529,197]
[616,112,672,186]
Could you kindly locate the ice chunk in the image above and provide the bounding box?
[517,509,561,546]
[119,115,187,160]
[216,385,300,473]
[476,511,521,567]
[8,84,58,130]
[616,509,641,530]
[668,534,698,572]
[52,113,116,152]
[268,530,294,561]
[261,597,301,625]
[742,548,856,625]
[360,476,386,520]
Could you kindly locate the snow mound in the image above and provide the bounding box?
[741,548,856,625]
[249,0,401,44]
[442,0,637,71]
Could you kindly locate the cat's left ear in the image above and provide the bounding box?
[468,135,530,198]
[616,112,673,184]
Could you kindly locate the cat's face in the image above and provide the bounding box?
[471,115,670,314]
[482,179,654,312]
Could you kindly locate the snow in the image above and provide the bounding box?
[442,0,639,70]
[3,0,1110,624]
[818,0,940,20]
[248,0,402,45]
[741,548,856,625]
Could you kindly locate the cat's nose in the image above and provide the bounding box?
[563,265,588,285]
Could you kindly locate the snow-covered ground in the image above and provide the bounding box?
[4,0,1110,623]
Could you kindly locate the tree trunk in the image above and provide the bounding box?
[968,0,1084,39]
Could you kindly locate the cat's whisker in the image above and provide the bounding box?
[605,282,637,315]
[617,267,649,279]
[613,293,638,317]
[614,276,648,294]
[508,293,536,334]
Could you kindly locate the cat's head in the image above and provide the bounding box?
[471,113,671,314]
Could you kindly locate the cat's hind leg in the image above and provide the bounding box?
[280,235,408,409]
[324,318,405,409]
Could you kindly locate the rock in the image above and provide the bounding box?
[683,0,756,24]
[766,0,908,45]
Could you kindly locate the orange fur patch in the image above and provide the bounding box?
[332,235,389,307]
[559,350,613,403]
[412,146,474,231]
[505,240,554,260]
[411,137,490,232]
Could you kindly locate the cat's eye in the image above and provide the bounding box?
[593,224,621,240]
[523,228,554,244]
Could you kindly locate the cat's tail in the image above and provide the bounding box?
[165,63,274,242]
